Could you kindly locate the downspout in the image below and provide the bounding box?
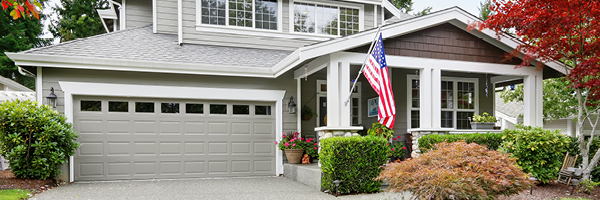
[17,66,35,78]
[177,0,183,45]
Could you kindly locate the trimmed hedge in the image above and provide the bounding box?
[418,132,505,152]
[320,135,389,194]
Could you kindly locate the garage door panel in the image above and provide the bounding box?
[74,97,276,181]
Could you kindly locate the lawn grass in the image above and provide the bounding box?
[0,189,30,200]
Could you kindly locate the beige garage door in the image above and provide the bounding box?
[73,96,276,181]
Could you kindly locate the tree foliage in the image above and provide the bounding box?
[49,0,108,42]
[388,0,432,17]
[0,0,48,89]
[471,0,600,180]
[377,141,533,200]
[1,0,42,20]
[478,0,491,20]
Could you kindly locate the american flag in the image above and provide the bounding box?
[363,33,396,128]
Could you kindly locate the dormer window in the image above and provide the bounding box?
[199,0,278,30]
[292,1,362,36]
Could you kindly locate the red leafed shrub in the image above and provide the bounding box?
[376,141,533,200]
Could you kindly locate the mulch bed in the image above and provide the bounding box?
[498,182,600,200]
[0,170,62,195]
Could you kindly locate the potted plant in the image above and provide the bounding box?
[276,131,304,164]
[389,141,407,162]
[367,122,394,139]
[470,112,497,129]
[301,137,319,163]
[301,105,316,121]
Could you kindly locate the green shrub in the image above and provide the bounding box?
[367,122,393,139]
[389,141,406,158]
[571,137,600,182]
[418,132,505,152]
[0,100,80,179]
[320,135,389,194]
[377,142,533,200]
[499,126,570,183]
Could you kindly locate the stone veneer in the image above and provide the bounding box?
[409,131,449,158]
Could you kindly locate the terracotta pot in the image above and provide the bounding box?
[284,149,304,164]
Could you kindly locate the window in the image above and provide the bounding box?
[186,103,204,114]
[200,0,278,30]
[109,101,128,112]
[408,76,477,129]
[161,103,180,113]
[255,105,271,115]
[135,102,154,113]
[293,2,359,36]
[210,104,227,114]
[81,101,101,112]
[233,105,250,114]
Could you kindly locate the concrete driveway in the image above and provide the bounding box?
[30,176,411,200]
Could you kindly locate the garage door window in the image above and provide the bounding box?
[109,101,128,112]
[135,102,154,113]
[210,104,227,114]
[161,103,180,113]
[81,101,101,112]
[186,103,204,114]
[255,105,271,115]
[233,105,250,115]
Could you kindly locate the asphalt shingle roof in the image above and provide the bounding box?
[495,92,523,118]
[23,25,293,68]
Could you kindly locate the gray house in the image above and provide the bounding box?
[7,0,566,182]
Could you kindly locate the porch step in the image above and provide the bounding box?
[283,163,322,191]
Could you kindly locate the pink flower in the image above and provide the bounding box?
[283,135,286,138]
[386,143,389,145]
[300,137,304,141]
[275,141,278,144]
[285,143,289,147]
[291,138,296,142]
[283,133,285,135]
[314,147,318,150]
[391,148,394,151]
[393,138,397,140]
[403,147,407,150]
[292,143,296,147]
[397,136,401,138]
[314,143,318,146]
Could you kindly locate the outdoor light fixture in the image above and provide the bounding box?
[510,85,515,90]
[333,180,342,197]
[46,87,58,108]
[288,96,297,114]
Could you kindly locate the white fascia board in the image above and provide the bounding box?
[7,53,275,78]
[496,111,518,124]
[0,75,33,92]
[381,0,404,19]
[293,54,329,79]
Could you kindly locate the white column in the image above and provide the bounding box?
[36,67,42,106]
[567,118,574,137]
[339,62,351,127]
[326,61,340,127]
[501,118,508,130]
[535,74,544,127]
[431,68,441,128]
[419,68,432,129]
[523,75,538,126]
[297,78,302,134]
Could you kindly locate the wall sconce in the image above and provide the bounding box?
[288,96,297,114]
[46,87,57,108]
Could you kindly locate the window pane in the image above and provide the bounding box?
[81,101,101,112]
[233,105,250,114]
[441,81,453,109]
[294,3,315,33]
[255,0,277,30]
[186,103,204,114]
[411,79,420,108]
[161,103,180,113]
[411,111,420,128]
[316,5,338,35]
[457,82,475,109]
[229,0,252,27]
[255,105,271,115]
[441,111,453,128]
[135,102,154,113]
[210,104,227,114]
[109,101,128,112]
[457,111,474,129]
[201,0,226,25]
[339,7,359,36]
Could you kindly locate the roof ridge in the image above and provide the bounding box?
[22,25,152,54]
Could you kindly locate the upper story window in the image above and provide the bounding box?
[199,0,278,30]
[293,2,360,36]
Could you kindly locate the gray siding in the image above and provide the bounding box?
[126,0,153,28]
[364,4,374,30]
[156,0,178,34]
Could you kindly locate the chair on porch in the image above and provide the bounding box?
[557,153,579,185]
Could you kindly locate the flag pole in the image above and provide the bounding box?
[344,25,383,106]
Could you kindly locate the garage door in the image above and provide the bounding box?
[73,96,276,181]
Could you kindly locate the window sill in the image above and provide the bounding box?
[195,25,338,41]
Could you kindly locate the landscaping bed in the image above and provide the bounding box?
[498,182,600,200]
[0,170,60,195]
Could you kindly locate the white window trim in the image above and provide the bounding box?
[289,0,364,36]
[195,0,283,32]
[316,80,361,127]
[406,75,479,130]
[58,81,286,182]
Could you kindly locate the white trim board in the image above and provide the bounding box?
[58,81,287,181]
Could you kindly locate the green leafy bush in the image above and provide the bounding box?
[418,132,505,152]
[377,142,533,200]
[571,137,600,182]
[577,179,599,195]
[499,126,570,183]
[471,112,497,123]
[367,122,393,139]
[320,136,389,194]
[0,100,80,179]
[389,141,406,158]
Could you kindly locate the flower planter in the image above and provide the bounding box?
[471,122,495,130]
[284,149,304,164]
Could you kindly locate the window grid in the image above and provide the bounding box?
[201,0,226,25]
[457,111,474,129]
[316,5,338,35]
[339,7,359,36]
[411,79,419,108]
[228,0,253,27]
[293,3,315,33]
[457,82,475,109]
[411,111,420,128]
[255,0,278,30]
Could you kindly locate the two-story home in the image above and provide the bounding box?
[7,0,566,182]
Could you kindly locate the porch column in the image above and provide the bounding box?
[523,74,543,127]
[419,68,433,129]
[431,68,442,128]
[326,61,340,127]
[339,62,351,127]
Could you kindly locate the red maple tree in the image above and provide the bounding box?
[470,0,600,180]
[1,0,42,20]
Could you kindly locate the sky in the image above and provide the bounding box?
[413,0,484,17]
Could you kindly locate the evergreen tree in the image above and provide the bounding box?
[0,0,49,89]
[49,0,109,42]
[389,0,432,16]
